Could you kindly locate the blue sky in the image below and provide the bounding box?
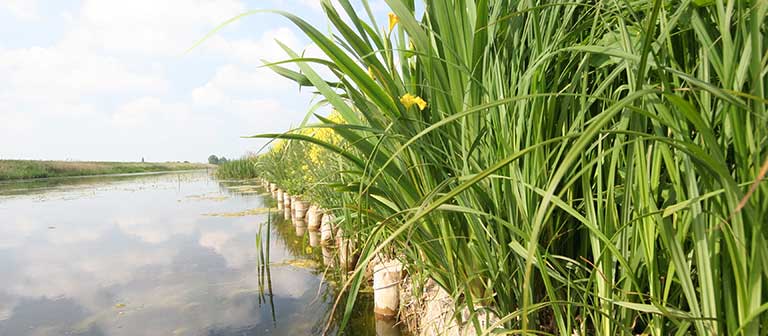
[0,0,389,162]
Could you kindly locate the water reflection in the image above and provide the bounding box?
[376,318,402,336]
[0,171,208,197]
[322,247,336,268]
[0,171,385,335]
[295,219,307,237]
[309,231,320,247]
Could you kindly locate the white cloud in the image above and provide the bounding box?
[191,71,291,132]
[0,47,168,103]
[299,0,342,12]
[299,0,324,11]
[370,0,390,12]
[0,0,319,161]
[60,0,247,56]
[230,97,283,115]
[0,44,169,160]
[303,42,333,63]
[191,83,227,107]
[191,85,286,124]
[112,97,190,128]
[201,27,302,64]
[191,65,292,106]
[0,0,39,20]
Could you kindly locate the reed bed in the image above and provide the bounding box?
[214,158,260,179]
[212,0,767,334]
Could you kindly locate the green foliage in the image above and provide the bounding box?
[251,115,349,201]
[214,158,259,179]
[222,0,768,334]
[208,155,220,165]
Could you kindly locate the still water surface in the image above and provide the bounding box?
[0,171,393,336]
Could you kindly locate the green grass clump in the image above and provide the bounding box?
[214,158,260,179]
[0,160,210,181]
[209,0,768,334]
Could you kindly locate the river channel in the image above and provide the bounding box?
[0,171,397,336]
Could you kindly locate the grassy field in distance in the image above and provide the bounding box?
[0,160,212,181]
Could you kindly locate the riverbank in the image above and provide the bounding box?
[0,160,212,181]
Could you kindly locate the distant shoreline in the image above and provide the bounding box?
[0,160,214,181]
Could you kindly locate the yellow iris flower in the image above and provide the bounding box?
[388,13,399,32]
[400,93,427,111]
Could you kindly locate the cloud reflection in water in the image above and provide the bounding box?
[0,172,355,336]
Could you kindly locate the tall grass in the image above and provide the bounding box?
[215,158,260,179]
[212,0,767,334]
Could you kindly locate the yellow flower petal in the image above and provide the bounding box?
[400,94,416,109]
[368,66,375,80]
[415,98,427,111]
[388,13,399,32]
[400,93,428,111]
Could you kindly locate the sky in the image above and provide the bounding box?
[0,0,389,162]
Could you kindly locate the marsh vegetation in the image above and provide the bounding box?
[215,0,768,334]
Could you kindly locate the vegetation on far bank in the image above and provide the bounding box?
[0,160,211,181]
[214,158,259,180]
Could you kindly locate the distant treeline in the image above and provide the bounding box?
[207,155,231,165]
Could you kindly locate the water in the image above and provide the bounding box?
[0,171,397,336]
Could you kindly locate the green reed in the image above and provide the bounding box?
[204,0,768,334]
[215,158,260,179]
